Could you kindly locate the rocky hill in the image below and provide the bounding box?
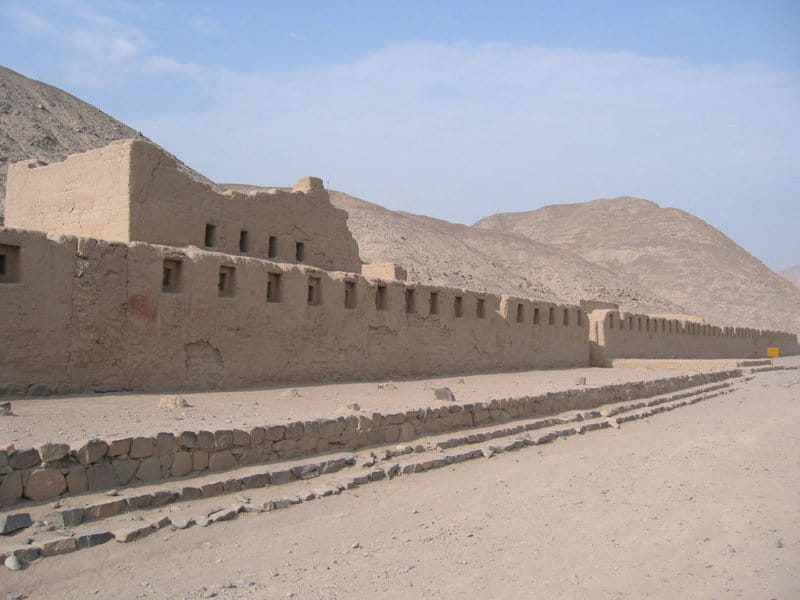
[327,190,682,315]
[780,265,800,289]
[476,198,800,333]
[0,65,144,215]
[0,65,213,217]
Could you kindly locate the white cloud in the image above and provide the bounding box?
[132,43,800,267]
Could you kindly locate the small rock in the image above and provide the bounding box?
[4,555,22,571]
[159,395,190,409]
[351,542,360,549]
[0,513,33,535]
[433,387,456,402]
[171,516,195,530]
[219,582,236,589]
[776,537,784,548]
[575,377,587,386]
[0,402,12,416]
[106,489,119,497]
[8,592,26,600]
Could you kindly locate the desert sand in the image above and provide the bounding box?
[2,361,798,599]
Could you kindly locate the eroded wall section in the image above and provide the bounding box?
[4,140,362,274]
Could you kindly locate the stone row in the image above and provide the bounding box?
[1,385,732,570]
[0,370,741,507]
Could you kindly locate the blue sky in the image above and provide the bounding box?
[2,0,799,270]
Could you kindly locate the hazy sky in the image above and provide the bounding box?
[2,1,799,270]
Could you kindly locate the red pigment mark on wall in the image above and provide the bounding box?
[129,294,157,321]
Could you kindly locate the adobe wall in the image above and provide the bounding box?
[0,228,590,395]
[4,144,132,241]
[127,141,361,273]
[588,309,800,366]
[4,140,362,274]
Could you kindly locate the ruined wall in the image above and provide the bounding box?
[0,229,590,395]
[588,309,800,365]
[127,141,361,273]
[4,144,131,241]
[4,140,362,273]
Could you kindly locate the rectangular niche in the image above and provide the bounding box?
[405,288,416,314]
[296,242,305,263]
[266,272,281,303]
[516,303,524,323]
[307,276,322,305]
[268,236,278,259]
[375,284,387,310]
[344,280,357,309]
[476,298,486,319]
[162,258,183,293]
[239,230,249,253]
[204,224,216,248]
[454,296,463,318]
[0,244,21,284]
[218,265,235,297]
[429,291,439,315]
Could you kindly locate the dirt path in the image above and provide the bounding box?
[4,368,799,599]
[0,362,745,449]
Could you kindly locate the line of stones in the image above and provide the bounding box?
[1,379,733,541]
[0,370,741,507]
[1,383,733,570]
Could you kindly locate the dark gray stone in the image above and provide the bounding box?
[0,512,32,535]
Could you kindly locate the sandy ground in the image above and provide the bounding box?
[0,362,756,450]
[3,365,798,599]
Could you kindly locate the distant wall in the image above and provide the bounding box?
[4,140,362,274]
[0,228,590,395]
[588,309,800,365]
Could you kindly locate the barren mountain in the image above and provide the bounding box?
[0,65,144,214]
[327,190,682,314]
[780,265,800,289]
[476,198,800,333]
[0,65,213,216]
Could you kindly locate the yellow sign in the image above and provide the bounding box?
[767,347,780,358]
